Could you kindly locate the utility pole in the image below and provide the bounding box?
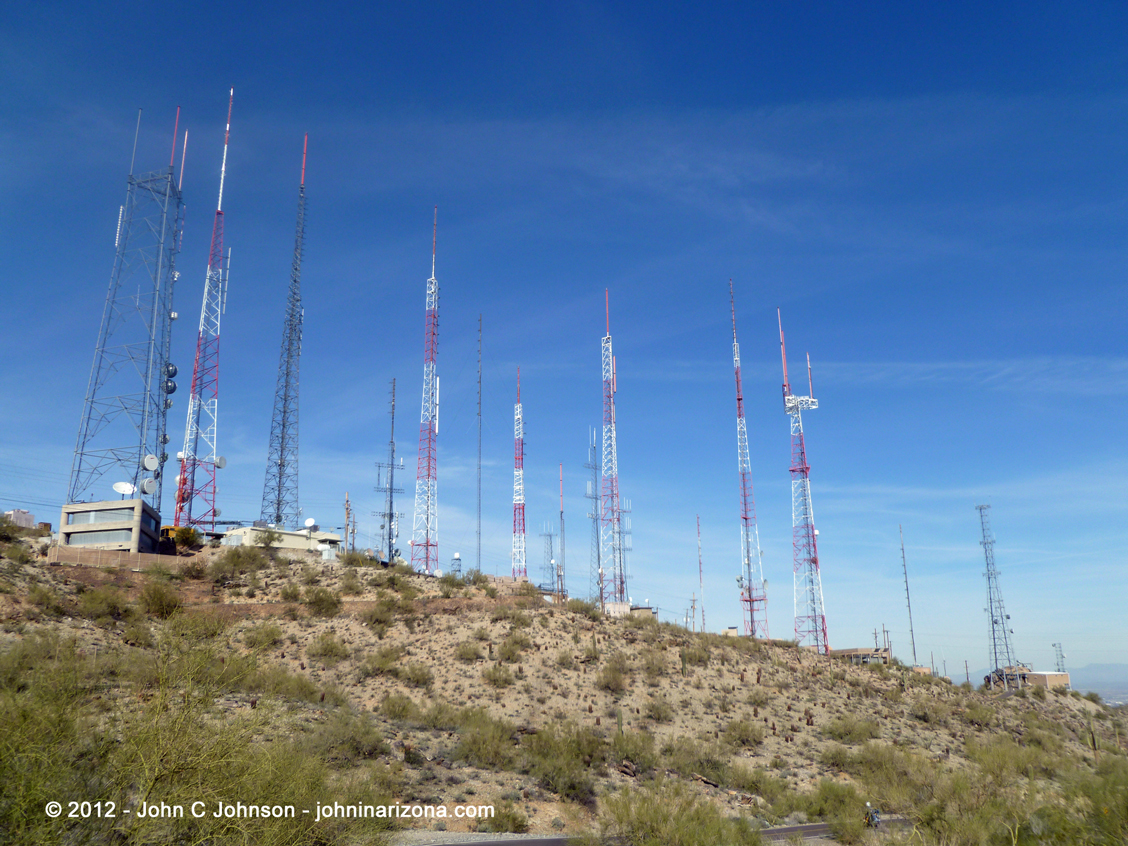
[375,380,404,565]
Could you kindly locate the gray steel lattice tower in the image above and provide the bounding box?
[69,111,185,512]
[260,136,307,528]
[979,504,1020,689]
[600,291,629,606]
[375,379,405,565]
[584,429,601,607]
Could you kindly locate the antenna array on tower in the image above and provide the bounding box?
[980,505,1022,689]
[259,135,307,529]
[175,90,235,530]
[730,283,768,639]
[779,310,829,653]
[512,369,527,579]
[69,109,184,514]
[411,208,440,573]
[600,291,630,607]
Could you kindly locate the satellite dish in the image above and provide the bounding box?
[304,517,316,528]
[143,454,159,471]
[112,481,136,495]
[435,569,443,578]
[159,434,170,445]
[177,451,185,460]
[453,552,461,560]
[170,311,178,320]
[164,363,178,378]
[140,478,157,495]
[174,475,182,485]
[213,508,222,518]
[215,456,227,469]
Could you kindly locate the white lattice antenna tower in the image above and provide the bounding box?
[512,368,527,579]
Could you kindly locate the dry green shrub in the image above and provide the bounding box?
[681,643,710,667]
[279,582,301,602]
[597,652,631,693]
[644,695,674,723]
[454,641,482,662]
[140,580,182,618]
[77,586,134,623]
[243,622,283,649]
[498,631,532,663]
[454,709,517,769]
[400,662,433,689]
[339,568,363,595]
[514,580,542,597]
[483,663,515,688]
[302,709,388,766]
[723,718,765,748]
[28,584,65,616]
[564,598,601,621]
[522,721,606,804]
[598,777,762,846]
[659,736,731,786]
[555,649,575,669]
[357,646,404,680]
[823,714,881,743]
[479,800,528,833]
[306,631,349,664]
[303,586,342,617]
[612,729,658,771]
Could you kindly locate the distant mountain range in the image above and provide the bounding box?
[1069,664,1128,704]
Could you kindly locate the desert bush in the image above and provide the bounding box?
[641,648,666,682]
[909,696,950,725]
[172,526,202,549]
[140,580,182,618]
[303,709,388,766]
[597,652,631,694]
[338,550,371,567]
[357,646,404,681]
[3,542,32,565]
[303,586,342,617]
[379,692,419,721]
[306,631,349,664]
[660,736,731,786]
[400,662,433,689]
[254,527,282,553]
[420,700,461,730]
[472,626,490,641]
[498,631,532,663]
[555,649,575,669]
[823,714,881,743]
[681,643,710,667]
[339,568,363,595]
[479,800,528,833]
[483,663,515,688]
[279,582,301,602]
[598,777,762,846]
[514,580,541,597]
[747,687,771,707]
[644,695,674,723]
[244,622,283,649]
[723,718,765,748]
[963,702,996,728]
[77,586,134,623]
[27,584,65,616]
[820,743,852,771]
[454,641,482,662]
[612,729,658,771]
[455,708,517,769]
[565,597,601,621]
[522,721,605,804]
[491,606,531,627]
[462,568,489,587]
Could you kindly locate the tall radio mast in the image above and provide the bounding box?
[512,369,527,579]
[600,291,629,606]
[175,90,234,529]
[410,207,440,573]
[779,309,829,652]
[731,282,768,638]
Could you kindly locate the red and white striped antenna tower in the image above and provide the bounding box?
[411,207,440,573]
[731,282,769,638]
[511,368,527,579]
[779,308,829,652]
[600,290,629,606]
[175,89,233,529]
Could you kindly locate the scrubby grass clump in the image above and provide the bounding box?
[598,778,763,846]
[139,580,182,618]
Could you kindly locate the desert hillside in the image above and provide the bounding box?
[1,527,1125,845]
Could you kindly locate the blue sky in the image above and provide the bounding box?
[2,3,1126,676]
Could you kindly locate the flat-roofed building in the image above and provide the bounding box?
[4,509,34,529]
[60,499,160,554]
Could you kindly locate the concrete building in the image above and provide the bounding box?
[60,499,160,553]
[221,525,341,559]
[1019,670,1071,690]
[829,646,893,665]
[4,509,34,529]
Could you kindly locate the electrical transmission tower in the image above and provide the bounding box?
[585,429,602,608]
[779,310,829,653]
[731,283,768,638]
[540,524,556,589]
[512,369,527,579]
[979,504,1021,689]
[375,379,404,565]
[69,109,185,513]
[175,90,234,530]
[600,291,629,606]
[260,135,307,529]
[411,208,440,573]
[1052,642,1070,687]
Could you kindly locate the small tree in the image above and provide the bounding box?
[172,526,202,551]
[255,528,282,554]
